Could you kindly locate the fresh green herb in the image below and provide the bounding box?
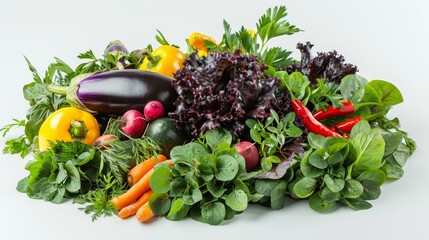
[256,6,301,51]
[0,119,33,158]
[17,141,100,204]
[217,6,301,70]
[276,71,344,110]
[155,29,180,48]
[245,109,302,172]
[73,174,124,221]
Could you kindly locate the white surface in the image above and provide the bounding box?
[1,0,428,239]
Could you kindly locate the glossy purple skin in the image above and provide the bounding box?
[105,40,129,55]
[76,70,177,115]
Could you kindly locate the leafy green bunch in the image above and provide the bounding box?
[17,141,101,204]
[16,137,160,220]
[205,6,301,70]
[288,119,412,212]
[149,128,261,225]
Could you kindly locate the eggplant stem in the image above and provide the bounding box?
[47,84,68,95]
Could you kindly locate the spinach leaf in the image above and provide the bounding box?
[339,74,367,103]
[368,80,403,111]
[293,177,317,198]
[349,128,385,176]
[308,193,336,213]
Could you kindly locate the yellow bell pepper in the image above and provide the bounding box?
[139,45,186,78]
[188,32,217,52]
[38,107,100,150]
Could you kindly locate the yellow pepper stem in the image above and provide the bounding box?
[69,120,88,140]
[141,51,161,69]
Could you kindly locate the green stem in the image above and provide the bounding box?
[47,84,68,95]
[69,120,88,140]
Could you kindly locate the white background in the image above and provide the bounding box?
[1,0,428,239]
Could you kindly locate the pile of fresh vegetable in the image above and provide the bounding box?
[1,5,416,225]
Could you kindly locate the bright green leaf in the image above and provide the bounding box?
[64,160,80,193]
[323,174,345,193]
[215,155,239,181]
[201,202,226,225]
[225,189,248,211]
[150,165,173,194]
[293,177,317,198]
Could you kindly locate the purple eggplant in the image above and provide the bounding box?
[104,40,129,55]
[47,70,178,115]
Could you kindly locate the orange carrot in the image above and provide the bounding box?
[136,201,156,223]
[127,154,167,186]
[111,160,173,210]
[117,190,154,219]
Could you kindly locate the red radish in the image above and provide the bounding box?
[235,141,259,172]
[121,110,147,138]
[144,101,165,122]
[93,134,118,149]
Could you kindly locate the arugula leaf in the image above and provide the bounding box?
[24,56,43,83]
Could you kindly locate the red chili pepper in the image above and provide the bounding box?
[334,116,362,134]
[313,101,355,120]
[291,99,343,138]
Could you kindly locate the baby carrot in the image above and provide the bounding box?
[111,160,173,210]
[117,190,154,219]
[136,201,156,223]
[128,154,167,186]
[112,169,154,210]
